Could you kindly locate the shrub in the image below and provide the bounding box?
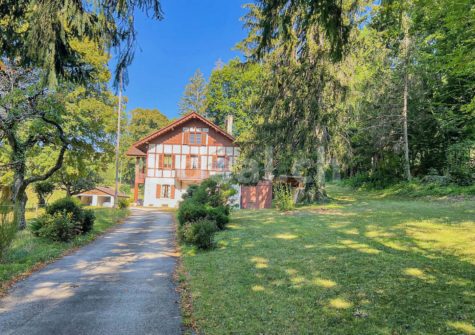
[118,198,130,209]
[274,183,294,211]
[205,205,229,230]
[46,197,83,223]
[32,212,79,242]
[0,204,16,260]
[181,219,217,249]
[81,209,95,234]
[177,199,208,226]
[44,197,95,235]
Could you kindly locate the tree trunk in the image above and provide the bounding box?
[314,126,328,202]
[402,13,412,181]
[331,156,340,181]
[12,172,27,230]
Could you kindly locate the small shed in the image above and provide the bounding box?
[76,187,129,207]
[241,180,272,209]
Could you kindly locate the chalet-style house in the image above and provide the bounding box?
[126,112,239,207]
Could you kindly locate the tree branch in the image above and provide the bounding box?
[23,116,69,185]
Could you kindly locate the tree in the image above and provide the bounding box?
[127,108,169,140]
[239,3,359,201]
[0,61,68,228]
[55,168,103,197]
[179,69,207,116]
[206,59,263,138]
[0,0,164,86]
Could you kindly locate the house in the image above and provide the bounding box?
[126,112,239,208]
[76,186,129,207]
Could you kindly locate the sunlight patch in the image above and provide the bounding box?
[340,239,381,254]
[403,267,435,282]
[328,298,352,309]
[313,278,337,288]
[273,233,298,240]
[252,285,265,292]
[447,321,475,334]
[251,256,269,269]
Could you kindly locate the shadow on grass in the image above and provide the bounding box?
[183,187,475,334]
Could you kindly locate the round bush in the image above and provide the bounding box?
[182,219,217,249]
[33,212,79,242]
[118,198,130,209]
[46,197,83,223]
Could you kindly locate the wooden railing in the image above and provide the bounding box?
[175,169,209,180]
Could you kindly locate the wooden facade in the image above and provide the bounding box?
[126,112,238,207]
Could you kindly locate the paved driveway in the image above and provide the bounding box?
[0,209,182,335]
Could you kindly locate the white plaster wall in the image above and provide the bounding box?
[143,177,185,207]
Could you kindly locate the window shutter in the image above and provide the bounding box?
[186,156,191,169]
[184,132,189,144]
[171,185,175,199]
[212,156,217,170]
[172,155,176,169]
[159,154,164,169]
[156,184,161,198]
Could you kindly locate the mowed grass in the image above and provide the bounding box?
[0,208,129,289]
[181,185,475,335]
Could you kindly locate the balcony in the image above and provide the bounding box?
[175,169,209,181]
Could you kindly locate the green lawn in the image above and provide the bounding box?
[0,208,129,290]
[181,185,475,335]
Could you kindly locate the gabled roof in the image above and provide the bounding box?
[125,146,146,157]
[126,112,234,157]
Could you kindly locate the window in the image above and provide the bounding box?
[191,155,199,169]
[162,185,170,198]
[189,132,203,145]
[163,154,172,169]
[217,156,225,169]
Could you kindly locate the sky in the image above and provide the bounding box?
[117,0,249,120]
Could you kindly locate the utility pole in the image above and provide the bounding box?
[114,70,123,207]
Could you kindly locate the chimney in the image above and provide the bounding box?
[225,114,234,135]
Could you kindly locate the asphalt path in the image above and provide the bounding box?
[0,209,182,335]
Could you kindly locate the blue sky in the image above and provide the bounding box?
[117,0,249,119]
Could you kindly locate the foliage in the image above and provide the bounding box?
[446,140,475,186]
[118,198,130,209]
[45,197,95,235]
[31,212,79,242]
[206,58,263,137]
[181,219,217,250]
[81,209,96,234]
[46,198,84,224]
[127,108,169,140]
[0,0,164,86]
[33,181,55,207]
[274,184,294,211]
[180,184,475,334]
[179,69,207,116]
[177,200,208,226]
[0,204,16,260]
[204,206,229,230]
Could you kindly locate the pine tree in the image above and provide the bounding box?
[179,69,208,116]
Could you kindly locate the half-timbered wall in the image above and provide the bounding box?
[142,118,238,207]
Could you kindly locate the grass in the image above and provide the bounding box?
[180,184,475,334]
[0,207,129,291]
